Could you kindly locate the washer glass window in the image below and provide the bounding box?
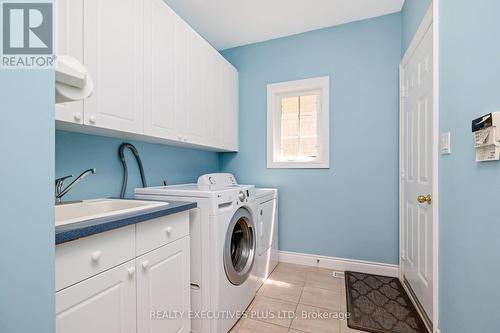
[224,208,255,285]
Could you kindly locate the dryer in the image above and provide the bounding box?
[135,174,259,333]
[255,188,279,283]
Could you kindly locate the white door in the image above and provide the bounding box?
[55,0,84,124]
[84,0,144,133]
[401,24,434,321]
[137,237,190,333]
[56,261,136,333]
[143,0,179,140]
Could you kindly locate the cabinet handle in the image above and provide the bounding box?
[165,226,173,235]
[127,267,136,277]
[142,260,149,269]
[73,113,82,122]
[89,116,97,124]
[90,251,102,262]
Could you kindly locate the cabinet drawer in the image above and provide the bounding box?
[56,225,135,291]
[136,211,189,256]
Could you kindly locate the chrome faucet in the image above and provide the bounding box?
[55,168,96,204]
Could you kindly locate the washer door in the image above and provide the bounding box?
[224,208,256,286]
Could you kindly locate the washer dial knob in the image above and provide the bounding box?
[238,191,246,202]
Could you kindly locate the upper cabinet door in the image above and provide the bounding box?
[204,46,219,148]
[55,0,84,124]
[143,0,178,140]
[213,55,224,149]
[83,0,144,134]
[56,261,137,333]
[219,59,239,151]
[184,31,209,145]
[173,16,190,143]
[230,66,239,151]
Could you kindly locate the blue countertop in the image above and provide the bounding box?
[55,200,196,245]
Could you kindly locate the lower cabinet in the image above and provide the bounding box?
[55,213,191,333]
[56,260,137,333]
[137,237,190,333]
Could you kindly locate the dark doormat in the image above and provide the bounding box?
[344,271,429,333]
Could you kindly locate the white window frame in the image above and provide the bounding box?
[267,76,330,169]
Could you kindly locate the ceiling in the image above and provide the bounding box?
[164,0,405,50]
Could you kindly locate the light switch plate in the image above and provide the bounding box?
[440,132,451,154]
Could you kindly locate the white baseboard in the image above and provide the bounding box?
[278,250,400,277]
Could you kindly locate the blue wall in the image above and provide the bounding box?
[0,71,55,332]
[439,1,500,332]
[401,0,432,53]
[56,131,219,200]
[220,13,402,264]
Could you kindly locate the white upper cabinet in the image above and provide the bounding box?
[203,44,218,147]
[213,55,224,148]
[143,0,178,140]
[55,0,84,125]
[173,16,190,143]
[185,31,208,146]
[83,0,144,134]
[231,68,239,151]
[55,0,238,151]
[220,59,239,151]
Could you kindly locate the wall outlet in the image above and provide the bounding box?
[332,271,345,279]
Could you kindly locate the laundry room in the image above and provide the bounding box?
[2,1,500,333]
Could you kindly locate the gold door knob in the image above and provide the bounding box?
[417,194,432,205]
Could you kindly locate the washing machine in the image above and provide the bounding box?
[255,189,279,284]
[135,173,260,333]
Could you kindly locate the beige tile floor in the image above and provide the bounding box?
[230,263,364,333]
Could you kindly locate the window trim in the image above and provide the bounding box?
[267,76,330,169]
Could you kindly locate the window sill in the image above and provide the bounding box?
[267,161,330,169]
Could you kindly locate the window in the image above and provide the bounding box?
[267,76,329,168]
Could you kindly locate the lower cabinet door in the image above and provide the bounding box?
[56,260,137,333]
[137,236,191,333]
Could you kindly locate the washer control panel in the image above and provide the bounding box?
[198,173,237,190]
[217,187,254,207]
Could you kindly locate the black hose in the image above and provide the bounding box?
[119,143,147,198]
